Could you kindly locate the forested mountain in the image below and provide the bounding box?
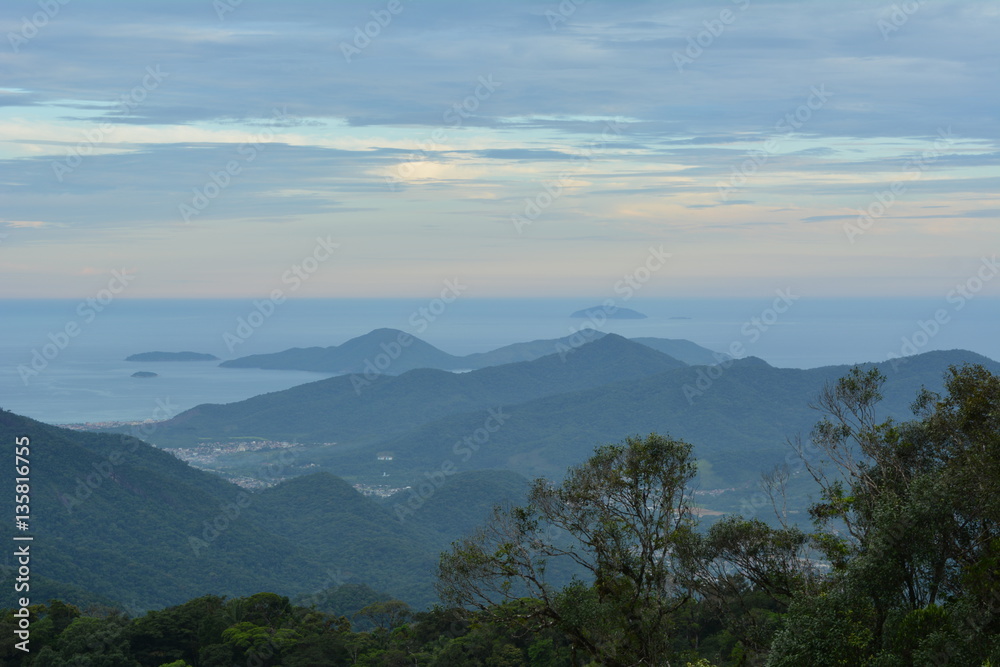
[324,349,1000,489]
[10,344,998,616]
[137,343,1000,510]
[0,410,527,611]
[6,363,999,665]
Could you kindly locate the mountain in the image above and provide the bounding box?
[219,328,464,373]
[460,332,611,368]
[388,469,531,539]
[244,472,441,604]
[219,327,723,374]
[631,337,729,366]
[138,334,687,448]
[298,350,1000,500]
[0,410,494,611]
[0,410,324,611]
[8,349,996,612]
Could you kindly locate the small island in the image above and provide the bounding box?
[126,351,219,362]
[131,371,159,378]
[571,306,647,320]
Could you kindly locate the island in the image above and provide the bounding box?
[125,351,219,362]
[570,306,647,320]
[131,371,159,378]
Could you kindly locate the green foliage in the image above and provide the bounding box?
[769,363,1000,665]
[766,587,876,666]
[440,433,699,666]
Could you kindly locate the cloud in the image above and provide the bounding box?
[0,0,996,296]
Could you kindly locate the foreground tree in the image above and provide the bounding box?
[438,433,698,666]
[767,364,1000,665]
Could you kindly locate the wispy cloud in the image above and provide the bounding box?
[0,0,996,297]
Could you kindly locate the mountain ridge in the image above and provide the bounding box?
[218,327,725,373]
[138,334,688,447]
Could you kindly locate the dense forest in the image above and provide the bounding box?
[3,363,999,665]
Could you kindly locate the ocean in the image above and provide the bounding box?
[2,297,997,425]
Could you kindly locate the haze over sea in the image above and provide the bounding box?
[2,297,997,425]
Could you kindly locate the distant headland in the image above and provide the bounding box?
[131,371,159,378]
[570,306,647,320]
[125,351,219,362]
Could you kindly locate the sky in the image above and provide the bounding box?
[0,0,997,299]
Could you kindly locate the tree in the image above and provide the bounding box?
[438,433,698,666]
[353,599,412,633]
[767,364,1000,664]
[688,516,820,661]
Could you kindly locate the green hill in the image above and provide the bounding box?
[387,469,531,539]
[0,411,493,611]
[245,472,441,605]
[0,410,328,610]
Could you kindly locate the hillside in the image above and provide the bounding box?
[632,336,729,365]
[0,410,325,610]
[0,411,504,611]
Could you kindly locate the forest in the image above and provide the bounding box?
[3,363,999,665]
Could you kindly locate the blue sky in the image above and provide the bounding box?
[1,0,997,298]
